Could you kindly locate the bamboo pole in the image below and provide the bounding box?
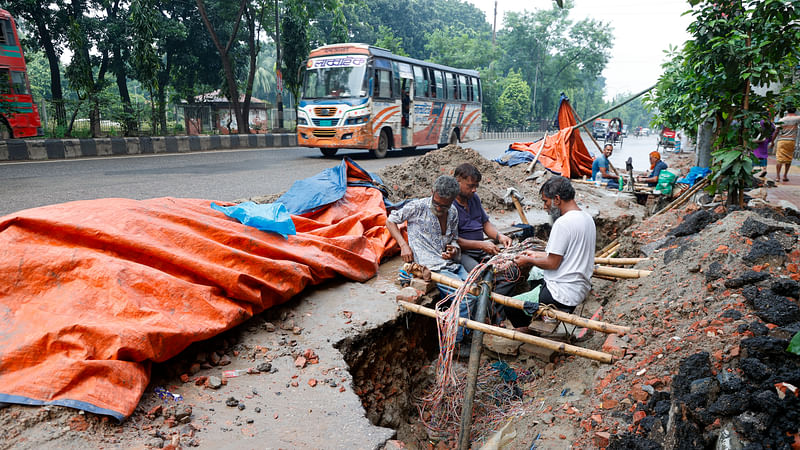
[596,239,619,257]
[595,257,649,265]
[573,110,619,177]
[597,242,620,258]
[408,267,631,335]
[594,265,652,278]
[526,132,549,173]
[398,301,614,363]
[654,177,710,216]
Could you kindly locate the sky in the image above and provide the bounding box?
[466,0,694,101]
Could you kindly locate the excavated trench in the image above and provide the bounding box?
[334,313,441,442]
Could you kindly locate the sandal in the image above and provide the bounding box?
[783,178,790,182]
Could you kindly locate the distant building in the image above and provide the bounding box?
[181,90,272,135]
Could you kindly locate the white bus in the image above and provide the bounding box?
[297,43,482,158]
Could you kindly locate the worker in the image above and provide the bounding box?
[771,106,800,182]
[453,163,512,271]
[386,175,476,348]
[637,151,668,187]
[591,144,619,189]
[509,176,596,330]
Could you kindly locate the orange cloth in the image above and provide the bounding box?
[508,98,593,178]
[650,151,661,169]
[0,179,396,418]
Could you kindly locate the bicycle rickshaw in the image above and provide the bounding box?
[656,127,676,151]
[604,117,624,147]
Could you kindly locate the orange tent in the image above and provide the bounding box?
[0,159,396,419]
[509,96,593,178]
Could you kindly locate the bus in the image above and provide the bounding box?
[297,43,481,158]
[0,9,42,139]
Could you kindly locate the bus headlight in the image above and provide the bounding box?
[298,117,308,126]
[345,114,370,126]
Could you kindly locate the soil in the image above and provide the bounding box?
[2,147,800,450]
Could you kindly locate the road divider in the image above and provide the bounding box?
[0,133,297,161]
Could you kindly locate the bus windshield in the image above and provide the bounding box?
[302,55,368,99]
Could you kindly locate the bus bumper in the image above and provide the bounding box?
[297,125,376,149]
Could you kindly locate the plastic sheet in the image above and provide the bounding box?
[210,201,296,238]
[0,159,396,419]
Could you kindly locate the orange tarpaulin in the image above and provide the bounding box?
[509,97,593,178]
[0,162,396,419]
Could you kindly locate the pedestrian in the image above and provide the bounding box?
[771,106,800,182]
[753,119,775,178]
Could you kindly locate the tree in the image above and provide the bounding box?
[64,0,111,138]
[374,25,408,57]
[196,0,249,133]
[647,0,800,205]
[280,6,308,104]
[425,27,498,69]
[497,70,531,130]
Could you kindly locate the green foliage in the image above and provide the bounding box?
[789,331,800,355]
[374,25,408,56]
[281,6,310,102]
[647,1,800,204]
[425,28,498,69]
[497,70,532,130]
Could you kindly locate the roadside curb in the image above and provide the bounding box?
[0,134,297,162]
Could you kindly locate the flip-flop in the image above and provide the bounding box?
[783,178,790,182]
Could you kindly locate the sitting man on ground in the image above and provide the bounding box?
[591,144,619,189]
[386,175,466,281]
[508,176,596,330]
[637,151,668,187]
[453,163,512,271]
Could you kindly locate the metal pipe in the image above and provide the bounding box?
[572,84,656,130]
[457,268,494,450]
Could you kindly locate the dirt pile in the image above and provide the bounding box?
[378,145,541,211]
[577,204,800,449]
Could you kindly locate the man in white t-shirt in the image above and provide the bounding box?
[509,176,596,327]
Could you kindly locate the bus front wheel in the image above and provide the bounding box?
[320,148,338,157]
[371,130,389,158]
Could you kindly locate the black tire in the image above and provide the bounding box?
[320,148,338,157]
[401,146,416,151]
[371,130,389,158]
[437,143,447,149]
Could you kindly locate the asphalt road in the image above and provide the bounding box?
[0,134,661,217]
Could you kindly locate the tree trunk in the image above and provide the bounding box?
[156,51,172,135]
[33,15,66,128]
[196,0,248,134]
[696,118,714,168]
[113,45,137,135]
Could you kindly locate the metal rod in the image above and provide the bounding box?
[572,84,656,131]
[457,268,494,450]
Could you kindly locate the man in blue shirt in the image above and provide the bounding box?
[637,151,668,186]
[591,144,619,189]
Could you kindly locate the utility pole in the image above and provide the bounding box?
[492,1,497,45]
[274,0,284,131]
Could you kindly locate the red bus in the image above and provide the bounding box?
[0,9,42,139]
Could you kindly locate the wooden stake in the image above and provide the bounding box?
[398,301,615,363]
[405,265,631,335]
[526,132,548,173]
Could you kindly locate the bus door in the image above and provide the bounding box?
[397,63,414,146]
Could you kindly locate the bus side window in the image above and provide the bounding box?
[392,62,401,99]
[376,69,392,98]
[476,78,482,102]
[448,73,459,100]
[0,20,8,45]
[427,68,435,98]
[0,69,10,94]
[466,77,473,102]
[434,71,444,99]
[10,72,28,95]
[458,75,467,101]
[413,65,426,99]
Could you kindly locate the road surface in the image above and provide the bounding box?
[0,134,663,217]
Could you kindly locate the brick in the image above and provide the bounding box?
[483,334,521,356]
[410,278,436,294]
[633,410,646,424]
[594,431,610,447]
[602,334,628,359]
[396,286,423,303]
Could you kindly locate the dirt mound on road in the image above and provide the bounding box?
[378,145,541,212]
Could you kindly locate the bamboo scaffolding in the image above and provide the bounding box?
[398,301,615,363]
[597,242,620,258]
[594,265,652,279]
[595,257,648,265]
[405,266,631,335]
[596,239,619,257]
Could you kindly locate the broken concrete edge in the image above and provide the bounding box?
[0,134,298,161]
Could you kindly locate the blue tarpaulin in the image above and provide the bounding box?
[493,148,536,167]
[210,201,296,238]
[277,157,387,215]
[677,166,711,186]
